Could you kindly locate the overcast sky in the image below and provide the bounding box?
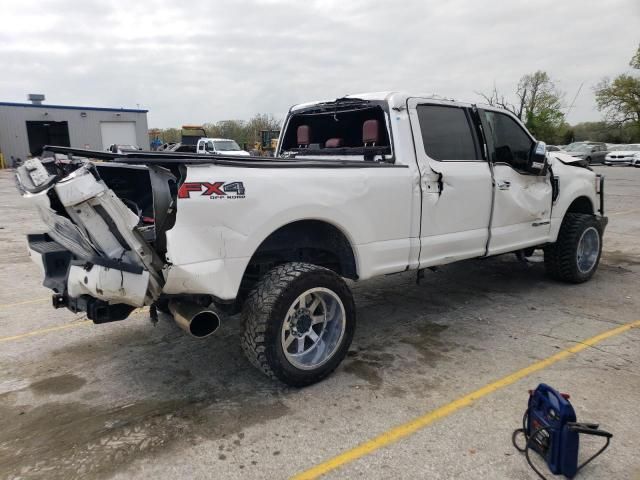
[1,0,638,128]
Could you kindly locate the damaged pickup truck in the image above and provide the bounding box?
[16,92,607,386]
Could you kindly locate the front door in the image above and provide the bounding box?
[408,100,493,267]
[480,109,552,255]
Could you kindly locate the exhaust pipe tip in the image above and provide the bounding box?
[189,310,221,337]
[169,301,221,338]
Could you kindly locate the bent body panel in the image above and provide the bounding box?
[163,163,415,299]
[548,156,599,242]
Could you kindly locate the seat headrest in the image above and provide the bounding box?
[363,119,379,145]
[325,138,344,148]
[297,125,310,146]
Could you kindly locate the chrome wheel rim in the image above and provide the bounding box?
[281,287,346,370]
[576,227,600,273]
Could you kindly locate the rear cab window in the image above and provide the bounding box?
[278,99,393,162]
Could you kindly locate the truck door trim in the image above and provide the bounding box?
[470,105,496,257]
[406,98,493,268]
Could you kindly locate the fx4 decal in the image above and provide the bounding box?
[178,181,245,199]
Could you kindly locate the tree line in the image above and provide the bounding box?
[478,44,640,145]
[151,113,281,148]
[151,44,640,147]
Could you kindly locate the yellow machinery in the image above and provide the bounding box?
[253,130,280,156]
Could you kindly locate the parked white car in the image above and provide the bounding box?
[603,144,640,166]
[196,138,250,157]
[16,92,607,386]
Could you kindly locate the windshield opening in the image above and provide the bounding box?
[569,144,592,152]
[213,140,241,151]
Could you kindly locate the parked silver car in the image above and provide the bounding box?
[564,142,608,165]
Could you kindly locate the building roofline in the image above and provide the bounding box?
[0,101,148,113]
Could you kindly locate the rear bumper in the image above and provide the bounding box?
[17,158,168,322]
[28,233,149,322]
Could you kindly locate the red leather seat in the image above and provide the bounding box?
[297,125,310,147]
[363,119,379,146]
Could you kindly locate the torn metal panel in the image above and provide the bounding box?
[67,265,150,307]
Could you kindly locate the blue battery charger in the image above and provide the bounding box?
[512,383,613,479]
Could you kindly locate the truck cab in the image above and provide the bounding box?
[277,93,604,267]
[196,138,250,157]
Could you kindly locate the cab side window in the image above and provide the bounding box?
[417,104,479,161]
[484,111,533,170]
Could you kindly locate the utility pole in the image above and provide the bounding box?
[565,82,584,120]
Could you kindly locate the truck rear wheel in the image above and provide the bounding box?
[241,262,355,387]
[544,213,603,283]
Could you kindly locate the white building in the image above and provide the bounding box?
[0,95,149,166]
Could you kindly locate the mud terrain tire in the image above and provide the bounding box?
[241,262,355,387]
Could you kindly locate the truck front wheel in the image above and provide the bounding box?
[544,213,603,283]
[241,262,355,387]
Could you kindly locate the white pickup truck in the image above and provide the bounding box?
[195,137,250,157]
[17,92,607,386]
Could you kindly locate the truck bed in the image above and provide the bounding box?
[44,146,404,169]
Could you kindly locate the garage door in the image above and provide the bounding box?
[100,122,137,149]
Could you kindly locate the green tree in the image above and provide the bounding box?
[594,45,640,128]
[157,128,180,143]
[245,113,281,147]
[571,121,640,143]
[630,43,640,69]
[479,71,565,143]
[202,114,280,149]
[217,120,249,146]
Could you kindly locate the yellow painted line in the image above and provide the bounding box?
[292,319,640,480]
[0,297,49,309]
[0,307,150,344]
[0,320,92,343]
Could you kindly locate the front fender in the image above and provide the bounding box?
[549,158,599,242]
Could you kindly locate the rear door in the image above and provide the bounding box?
[408,100,493,267]
[480,109,552,255]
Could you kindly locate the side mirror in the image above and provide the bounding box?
[528,141,548,174]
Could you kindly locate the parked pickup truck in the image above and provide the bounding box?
[16,92,607,387]
[195,137,250,157]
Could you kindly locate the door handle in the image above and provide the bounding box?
[497,180,511,190]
